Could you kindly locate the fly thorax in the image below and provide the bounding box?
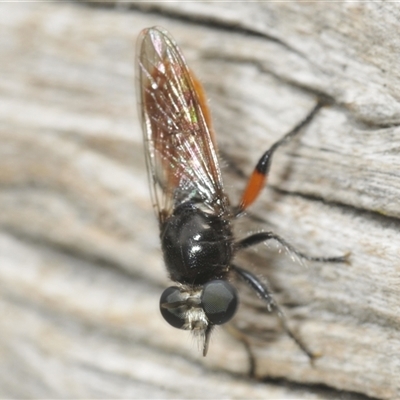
[160,202,233,285]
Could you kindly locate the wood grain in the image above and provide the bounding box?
[0,2,399,399]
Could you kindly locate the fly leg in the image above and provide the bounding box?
[232,233,348,362]
[232,264,317,362]
[237,231,349,263]
[235,100,326,215]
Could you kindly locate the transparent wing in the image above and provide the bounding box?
[136,27,229,224]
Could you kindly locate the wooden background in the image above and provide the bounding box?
[0,2,399,399]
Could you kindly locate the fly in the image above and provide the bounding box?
[136,26,347,358]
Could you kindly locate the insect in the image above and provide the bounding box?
[136,26,347,358]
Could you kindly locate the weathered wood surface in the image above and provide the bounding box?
[0,2,399,399]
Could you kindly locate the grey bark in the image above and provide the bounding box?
[0,2,399,399]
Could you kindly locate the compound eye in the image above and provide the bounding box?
[201,280,238,325]
[159,286,187,329]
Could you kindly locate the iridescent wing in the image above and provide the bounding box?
[136,27,229,224]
